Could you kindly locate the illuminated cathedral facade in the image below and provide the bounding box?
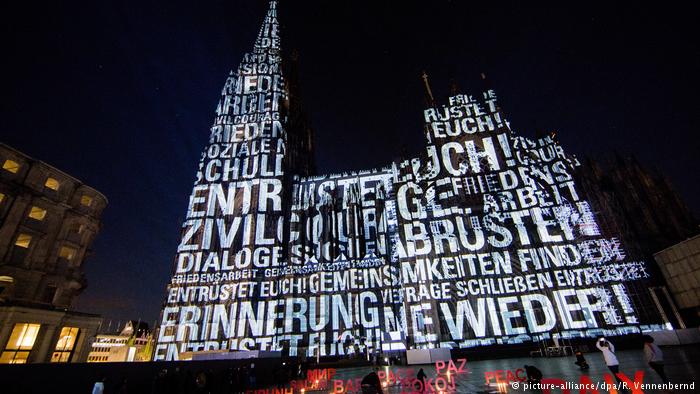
[154,1,665,360]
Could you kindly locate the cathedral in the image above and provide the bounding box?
[154,1,664,361]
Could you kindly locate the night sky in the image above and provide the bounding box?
[2,1,698,325]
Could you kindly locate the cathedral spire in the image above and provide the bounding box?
[421,70,436,107]
[254,1,281,54]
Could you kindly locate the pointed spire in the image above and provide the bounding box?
[254,1,281,53]
[479,71,494,97]
[421,70,436,107]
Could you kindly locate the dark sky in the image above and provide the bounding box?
[2,0,698,324]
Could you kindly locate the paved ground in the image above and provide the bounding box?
[309,345,700,393]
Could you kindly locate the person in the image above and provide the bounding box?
[596,337,621,382]
[344,336,353,355]
[240,366,249,393]
[523,365,543,384]
[643,335,669,383]
[249,363,257,388]
[152,368,168,394]
[416,368,427,392]
[361,368,383,394]
[174,367,187,394]
[92,376,105,394]
[194,370,208,394]
[574,351,590,370]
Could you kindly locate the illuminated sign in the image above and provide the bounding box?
[154,1,663,361]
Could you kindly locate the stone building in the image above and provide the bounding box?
[155,1,669,360]
[654,235,700,326]
[575,154,698,328]
[87,321,152,363]
[0,143,107,363]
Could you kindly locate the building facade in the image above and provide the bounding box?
[87,321,153,363]
[654,235,700,325]
[155,1,667,360]
[0,143,107,363]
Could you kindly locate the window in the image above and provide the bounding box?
[0,193,5,203]
[58,246,78,261]
[0,276,14,297]
[15,233,32,249]
[70,223,85,235]
[0,323,41,364]
[80,195,93,207]
[28,206,47,221]
[41,285,57,304]
[51,327,79,363]
[2,159,20,174]
[45,177,60,191]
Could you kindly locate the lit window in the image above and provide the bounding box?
[0,193,5,203]
[2,159,20,174]
[0,323,41,364]
[45,177,60,191]
[51,327,79,363]
[59,246,78,261]
[28,206,47,221]
[15,233,32,249]
[80,195,93,207]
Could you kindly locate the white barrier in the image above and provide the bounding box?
[406,348,452,364]
[406,349,432,365]
[192,350,282,361]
